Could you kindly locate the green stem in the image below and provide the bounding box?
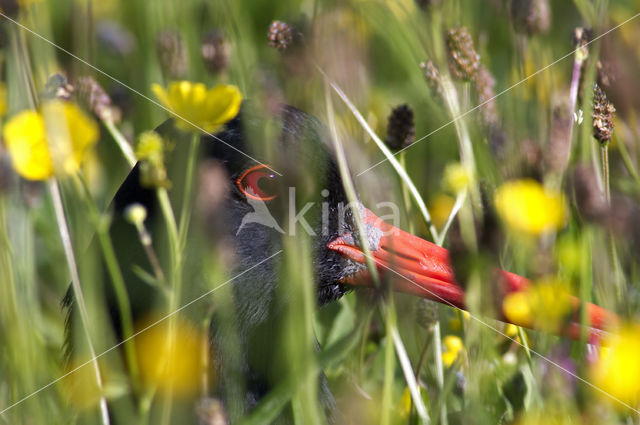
[432,321,447,425]
[157,188,180,300]
[178,133,200,250]
[135,222,166,284]
[389,315,430,423]
[414,332,431,380]
[517,326,533,368]
[103,119,137,168]
[48,180,111,425]
[398,154,414,232]
[436,190,467,246]
[155,186,181,424]
[380,298,395,425]
[324,83,380,284]
[440,76,479,209]
[75,175,139,384]
[616,134,640,183]
[600,143,610,203]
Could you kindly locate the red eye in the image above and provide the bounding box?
[236,164,278,201]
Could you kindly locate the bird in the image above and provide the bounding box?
[64,103,618,424]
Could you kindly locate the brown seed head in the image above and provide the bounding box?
[420,60,444,104]
[385,104,415,151]
[267,20,295,51]
[446,27,480,81]
[201,30,230,74]
[592,83,615,145]
[75,76,115,122]
[156,30,188,79]
[511,0,551,34]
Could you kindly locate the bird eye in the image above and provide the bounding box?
[236,164,278,201]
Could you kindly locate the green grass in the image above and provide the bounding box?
[2,0,640,424]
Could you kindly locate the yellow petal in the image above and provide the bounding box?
[592,325,640,405]
[151,81,242,134]
[442,351,458,367]
[494,179,566,235]
[502,291,532,327]
[151,84,171,109]
[42,101,99,175]
[443,335,463,354]
[3,110,53,180]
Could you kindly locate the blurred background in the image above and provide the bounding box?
[1,0,640,424]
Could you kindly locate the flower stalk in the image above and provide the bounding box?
[49,179,111,425]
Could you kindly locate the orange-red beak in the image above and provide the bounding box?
[327,208,618,341]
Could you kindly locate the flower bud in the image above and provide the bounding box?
[124,203,147,227]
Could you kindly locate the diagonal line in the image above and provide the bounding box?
[0,12,282,177]
[367,253,640,415]
[0,250,282,416]
[357,11,640,177]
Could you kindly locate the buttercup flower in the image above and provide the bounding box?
[443,162,472,194]
[2,101,98,180]
[151,81,242,133]
[494,179,567,235]
[441,335,464,367]
[502,279,572,332]
[592,325,640,405]
[135,315,207,396]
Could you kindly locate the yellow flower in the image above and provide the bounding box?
[2,101,99,180]
[443,162,471,194]
[592,325,640,405]
[503,279,572,332]
[430,193,454,229]
[0,83,6,117]
[441,335,464,367]
[152,81,242,133]
[135,315,207,396]
[494,179,567,236]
